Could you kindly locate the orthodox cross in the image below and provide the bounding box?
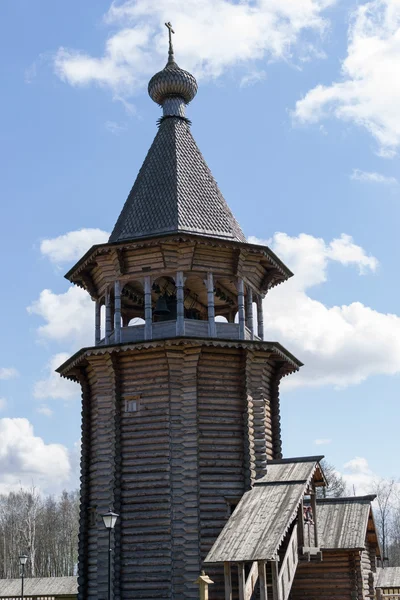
[165,21,175,61]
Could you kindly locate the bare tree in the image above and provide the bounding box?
[317,459,347,498]
[0,488,79,579]
[370,478,396,563]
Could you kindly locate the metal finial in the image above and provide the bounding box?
[165,22,175,63]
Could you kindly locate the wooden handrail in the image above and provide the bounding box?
[278,523,299,600]
[244,561,259,600]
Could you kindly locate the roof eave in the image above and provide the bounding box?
[64,232,293,284]
[57,337,303,381]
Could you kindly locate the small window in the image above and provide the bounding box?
[125,395,141,413]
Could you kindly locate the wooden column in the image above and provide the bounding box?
[257,295,264,340]
[114,281,121,344]
[176,271,185,336]
[238,563,246,600]
[258,561,268,600]
[144,275,152,340]
[237,278,246,340]
[246,287,254,339]
[105,289,112,344]
[297,500,305,549]
[311,489,318,548]
[224,563,232,600]
[206,272,217,338]
[95,300,101,346]
[271,560,280,600]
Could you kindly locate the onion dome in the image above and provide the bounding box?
[148,22,198,111]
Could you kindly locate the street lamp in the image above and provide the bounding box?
[19,554,28,600]
[101,510,119,600]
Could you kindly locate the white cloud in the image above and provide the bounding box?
[40,228,109,265]
[342,456,376,495]
[0,367,19,380]
[37,404,54,417]
[250,232,400,390]
[315,438,332,445]
[34,353,80,401]
[0,418,71,494]
[293,0,400,156]
[105,120,127,134]
[54,0,335,95]
[240,70,266,88]
[27,286,94,348]
[351,169,398,185]
[0,398,7,412]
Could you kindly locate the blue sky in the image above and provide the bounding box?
[0,0,399,495]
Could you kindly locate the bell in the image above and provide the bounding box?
[154,295,170,316]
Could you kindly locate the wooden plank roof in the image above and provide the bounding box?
[204,458,323,564]
[314,495,378,551]
[255,456,326,487]
[376,567,400,589]
[0,576,77,596]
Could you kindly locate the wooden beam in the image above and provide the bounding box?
[258,561,268,600]
[238,562,246,600]
[112,248,127,276]
[260,269,278,293]
[271,560,281,600]
[224,562,232,600]
[80,271,98,300]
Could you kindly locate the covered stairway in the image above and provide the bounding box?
[204,457,326,600]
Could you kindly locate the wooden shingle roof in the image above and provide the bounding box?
[315,496,378,551]
[376,567,400,589]
[109,117,246,244]
[0,576,77,597]
[204,458,323,564]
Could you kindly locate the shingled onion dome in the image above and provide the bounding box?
[148,26,198,118]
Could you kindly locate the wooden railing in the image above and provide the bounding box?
[244,561,259,600]
[278,524,299,600]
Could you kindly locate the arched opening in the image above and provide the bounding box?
[214,277,237,323]
[128,317,145,326]
[215,315,228,323]
[152,276,177,322]
[100,303,106,339]
[121,280,145,324]
[115,280,146,342]
[183,275,208,321]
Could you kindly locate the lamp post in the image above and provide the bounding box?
[19,554,28,600]
[101,510,119,600]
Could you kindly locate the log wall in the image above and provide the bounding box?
[75,341,282,600]
[290,550,364,600]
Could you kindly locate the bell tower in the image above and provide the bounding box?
[58,25,301,600]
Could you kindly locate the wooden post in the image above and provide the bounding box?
[246,287,254,339]
[237,278,246,339]
[105,288,112,344]
[257,295,264,340]
[271,560,280,600]
[194,571,214,600]
[206,272,217,338]
[258,560,268,600]
[238,563,246,600]
[176,271,185,336]
[311,489,318,548]
[224,562,232,600]
[95,300,101,345]
[144,275,152,340]
[114,280,121,343]
[297,500,305,549]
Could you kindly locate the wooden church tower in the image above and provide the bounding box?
[58,27,303,600]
